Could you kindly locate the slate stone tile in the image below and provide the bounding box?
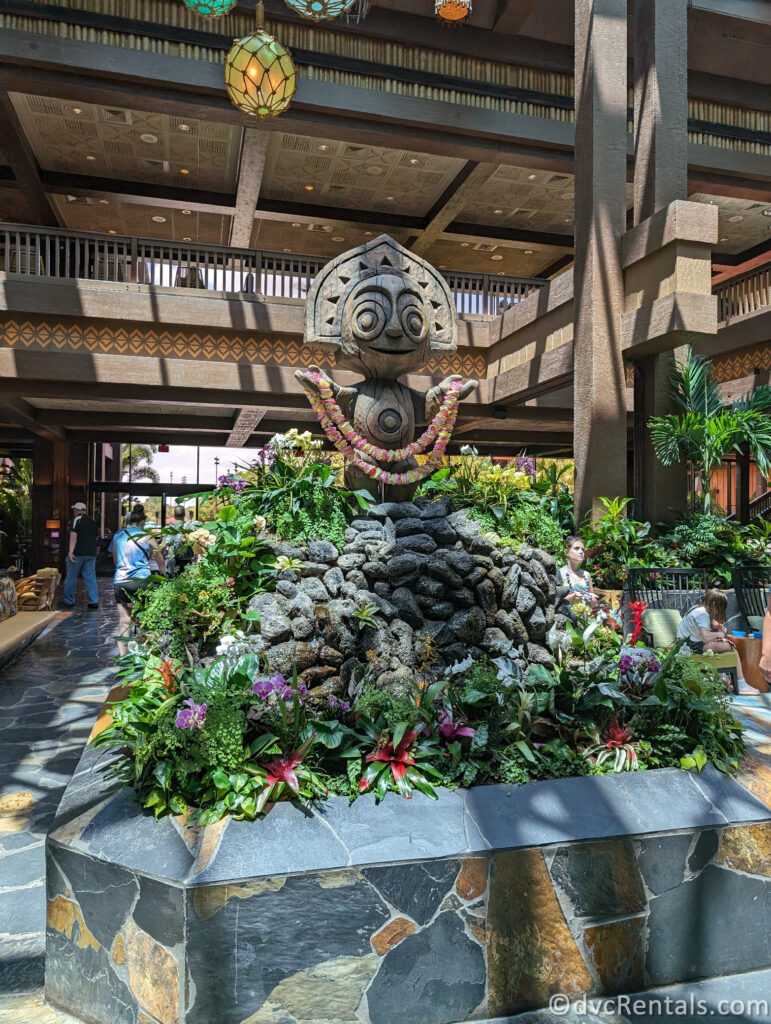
[464,770,743,851]
[366,912,485,1024]
[47,845,137,951]
[636,834,692,895]
[315,789,470,866]
[0,845,46,888]
[0,884,46,936]
[78,789,195,880]
[45,930,136,1024]
[132,875,184,950]
[550,839,645,919]
[192,801,348,883]
[583,914,645,995]
[690,765,771,824]
[688,829,719,873]
[185,872,389,1024]
[363,860,460,925]
[645,864,771,985]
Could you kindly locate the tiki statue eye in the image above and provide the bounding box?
[352,297,388,341]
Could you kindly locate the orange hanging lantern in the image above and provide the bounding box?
[435,0,471,24]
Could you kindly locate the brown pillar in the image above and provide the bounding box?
[30,438,89,571]
[736,443,751,525]
[573,0,629,522]
[632,0,689,522]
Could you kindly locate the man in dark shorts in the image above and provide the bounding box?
[59,501,100,609]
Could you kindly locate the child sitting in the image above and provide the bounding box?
[677,588,757,695]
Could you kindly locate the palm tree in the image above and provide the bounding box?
[649,347,771,512]
[122,444,159,484]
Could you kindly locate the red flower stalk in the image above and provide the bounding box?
[157,660,178,694]
[628,600,649,646]
[261,737,313,795]
[605,718,634,748]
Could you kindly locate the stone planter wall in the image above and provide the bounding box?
[46,744,771,1024]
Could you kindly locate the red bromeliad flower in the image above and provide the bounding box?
[436,709,476,743]
[605,718,634,748]
[260,737,313,795]
[158,660,178,694]
[361,728,421,788]
[628,600,649,646]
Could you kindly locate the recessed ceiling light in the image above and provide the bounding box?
[178,123,191,132]
[460,242,470,247]
[140,133,159,144]
[85,155,96,161]
[763,209,771,217]
[182,209,192,215]
[291,222,301,228]
[728,215,743,223]
[71,106,84,115]
[720,237,728,242]
[304,185,314,191]
[283,247,291,252]
[364,231,373,236]
[564,217,571,222]
[366,167,383,175]
[66,194,76,202]
[438,265,446,269]
[527,173,537,180]
[497,271,504,276]
[409,158,419,165]
[523,249,534,255]
[151,215,166,223]
[318,144,329,151]
[491,254,504,261]
[99,199,109,205]
[108,229,117,235]
[180,168,190,175]
[183,236,192,241]
[385,195,394,200]
[333,236,344,242]
[708,200,717,205]
[493,209,503,214]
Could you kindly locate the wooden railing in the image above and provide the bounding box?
[715,263,771,322]
[748,489,771,521]
[0,224,546,316]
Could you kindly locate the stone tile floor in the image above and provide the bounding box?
[0,584,770,1024]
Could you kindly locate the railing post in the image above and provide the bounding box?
[129,237,138,284]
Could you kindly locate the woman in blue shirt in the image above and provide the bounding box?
[112,504,165,653]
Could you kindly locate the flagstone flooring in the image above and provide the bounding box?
[0,586,770,1024]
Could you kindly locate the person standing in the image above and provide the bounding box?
[59,501,100,609]
[112,504,165,653]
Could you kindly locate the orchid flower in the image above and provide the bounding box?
[436,709,476,743]
[175,698,207,730]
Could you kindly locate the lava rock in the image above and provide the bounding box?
[323,567,344,598]
[469,534,495,556]
[389,619,416,668]
[497,608,529,645]
[305,539,339,564]
[276,580,298,599]
[291,616,315,641]
[418,495,454,519]
[264,640,322,673]
[394,517,425,538]
[515,585,537,617]
[393,534,438,556]
[420,518,458,545]
[299,561,332,578]
[297,577,329,603]
[346,570,369,590]
[368,502,420,521]
[278,568,300,583]
[373,582,393,599]
[338,552,366,571]
[248,594,292,646]
[444,550,476,576]
[449,587,475,608]
[465,566,487,588]
[288,591,314,619]
[390,587,424,629]
[445,607,486,645]
[526,642,553,666]
[447,509,480,545]
[475,578,497,618]
[415,577,445,599]
[385,553,427,583]
[426,555,464,589]
[362,561,389,583]
[351,517,384,533]
[483,627,512,656]
[487,566,505,596]
[525,605,547,641]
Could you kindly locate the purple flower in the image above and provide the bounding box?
[646,657,660,674]
[252,445,276,470]
[619,654,633,673]
[514,455,536,477]
[233,480,247,494]
[437,709,476,742]
[327,695,351,713]
[252,673,304,703]
[175,698,207,730]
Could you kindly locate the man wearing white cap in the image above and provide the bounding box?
[59,501,100,609]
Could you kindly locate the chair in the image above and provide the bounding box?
[732,566,771,632]
[641,608,739,694]
[174,266,206,289]
[627,568,708,614]
[15,569,61,611]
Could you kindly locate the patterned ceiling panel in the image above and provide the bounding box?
[690,194,771,255]
[250,218,412,258]
[260,133,466,218]
[422,238,569,278]
[10,93,241,193]
[50,196,232,245]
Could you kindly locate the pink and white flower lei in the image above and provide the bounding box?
[306,371,462,487]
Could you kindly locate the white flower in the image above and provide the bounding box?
[460,444,479,457]
[127,640,140,655]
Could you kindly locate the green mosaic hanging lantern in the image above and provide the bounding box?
[225,2,297,119]
[182,0,237,18]
[282,0,357,21]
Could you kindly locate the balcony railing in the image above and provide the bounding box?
[0,224,546,317]
[714,263,771,322]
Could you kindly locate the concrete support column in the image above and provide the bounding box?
[573,0,629,522]
[632,0,689,522]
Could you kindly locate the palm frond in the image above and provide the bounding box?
[670,347,721,418]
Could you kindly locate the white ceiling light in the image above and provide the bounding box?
[491,254,504,261]
[333,236,344,241]
[493,209,503,214]
[71,106,84,115]
[85,155,96,162]
[460,242,469,247]
[523,249,534,255]
[728,215,743,223]
[178,123,191,132]
[140,133,159,144]
[318,144,329,151]
[108,229,117,234]
[183,236,192,241]
[151,215,166,223]
[527,173,537,180]
[182,209,192,215]
[99,199,109,205]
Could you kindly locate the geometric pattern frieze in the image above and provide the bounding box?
[0,317,486,379]
[713,343,771,384]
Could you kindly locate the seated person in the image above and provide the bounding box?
[558,535,597,604]
[677,588,757,696]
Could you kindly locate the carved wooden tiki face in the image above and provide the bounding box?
[340,273,431,377]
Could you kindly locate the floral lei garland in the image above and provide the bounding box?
[306,370,462,486]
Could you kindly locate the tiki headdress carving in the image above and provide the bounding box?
[304,234,457,373]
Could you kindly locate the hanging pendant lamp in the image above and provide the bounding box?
[225,2,297,119]
[435,0,472,24]
[283,0,357,20]
[182,0,237,18]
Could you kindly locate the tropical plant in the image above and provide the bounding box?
[649,347,771,512]
[122,443,159,484]
[580,497,670,589]
[0,458,32,565]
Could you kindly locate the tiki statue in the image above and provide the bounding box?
[295,235,478,501]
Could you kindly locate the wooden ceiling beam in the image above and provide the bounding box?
[38,172,236,215]
[0,396,65,440]
[0,94,59,227]
[227,408,267,447]
[410,162,499,257]
[230,130,271,249]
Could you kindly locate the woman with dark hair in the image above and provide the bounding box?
[677,588,756,695]
[558,535,597,604]
[112,503,165,653]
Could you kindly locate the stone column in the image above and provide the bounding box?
[573,0,629,522]
[632,0,689,522]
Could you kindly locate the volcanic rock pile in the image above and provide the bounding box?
[250,496,558,694]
